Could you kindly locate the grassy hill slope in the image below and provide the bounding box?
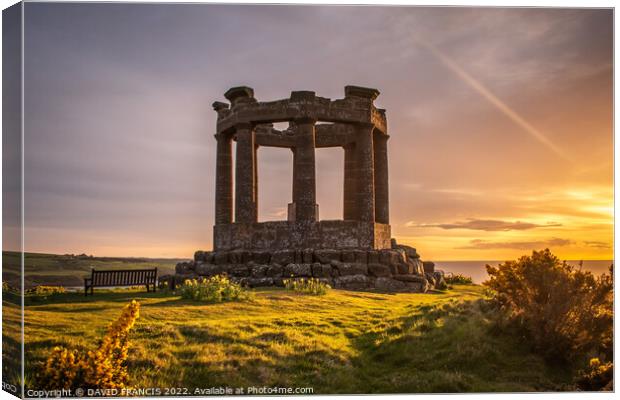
[21,285,575,393]
[3,251,181,288]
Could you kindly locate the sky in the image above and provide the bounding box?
[14,3,613,260]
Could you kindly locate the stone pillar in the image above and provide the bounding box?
[292,118,318,222]
[288,147,298,221]
[235,123,257,223]
[292,147,298,199]
[343,143,358,220]
[374,133,389,224]
[356,123,375,222]
[254,143,259,217]
[215,133,233,224]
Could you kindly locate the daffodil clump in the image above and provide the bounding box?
[283,277,331,295]
[38,300,140,390]
[179,275,251,303]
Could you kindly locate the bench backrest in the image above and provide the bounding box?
[91,269,157,286]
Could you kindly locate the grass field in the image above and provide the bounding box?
[3,251,181,289]
[2,292,22,395]
[20,285,576,393]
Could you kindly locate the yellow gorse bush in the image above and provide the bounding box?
[179,275,251,303]
[283,277,330,295]
[40,347,80,390]
[38,300,140,390]
[576,357,614,391]
[485,249,613,362]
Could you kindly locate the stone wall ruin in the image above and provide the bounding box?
[170,86,443,292]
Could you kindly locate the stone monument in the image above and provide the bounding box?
[171,86,444,292]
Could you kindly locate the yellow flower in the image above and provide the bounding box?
[39,300,140,390]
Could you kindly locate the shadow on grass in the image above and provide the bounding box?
[24,289,256,311]
[24,289,170,307]
[132,299,573,393]
[338,300,574,393]
[25,338,68,354]
[182,300,572,394]
[23,287,575,393]
[3,290,22,305]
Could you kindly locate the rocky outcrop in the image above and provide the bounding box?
[171,239,440,293]
[423,261,435,274]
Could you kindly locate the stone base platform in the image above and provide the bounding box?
[214,220,392,251]
[165,240,445,293]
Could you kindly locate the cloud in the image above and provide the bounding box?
[20,5,612,258]
[408,218,561,231]
[431,188,482,196]
[583,241,612,249]
[413,35,572,161]
[457,237,573,250]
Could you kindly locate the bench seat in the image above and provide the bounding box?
[84,268,158,296]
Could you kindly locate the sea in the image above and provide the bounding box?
[434,260,614,284]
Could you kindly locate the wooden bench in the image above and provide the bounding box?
[84,268,158,296]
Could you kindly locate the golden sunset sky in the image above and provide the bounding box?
[12,5,612,260]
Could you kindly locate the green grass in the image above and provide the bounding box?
[3,293,22,396]
[23,285,575,393]
[3,251,180,289]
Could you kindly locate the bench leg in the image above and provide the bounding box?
[84,284,88,297]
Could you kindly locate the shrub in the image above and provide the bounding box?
[444,274,473,285]
[179,275,251,303]
[576,358,613,391]
[2,281,14,293]
[484,249,613,363]
[27,286,66,296]
[283,277,331,295]
[435,277,449,291]
[38,300,140,390]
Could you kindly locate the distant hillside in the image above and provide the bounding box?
[2,251,186,289]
